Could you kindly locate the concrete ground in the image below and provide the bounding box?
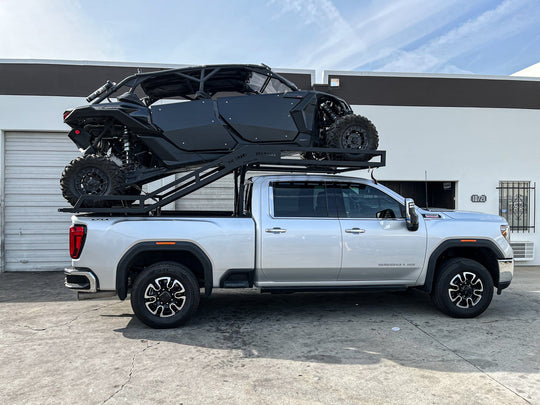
[0,269,538,405]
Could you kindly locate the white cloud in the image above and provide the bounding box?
[377,0,536,73]
[268,0,540,76]
[269,0,476,75]
[0,0,121,61]
[0,0,537,76]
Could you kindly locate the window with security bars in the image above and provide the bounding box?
[497,181,536,232]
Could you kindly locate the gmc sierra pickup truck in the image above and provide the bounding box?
[65,174,514,328]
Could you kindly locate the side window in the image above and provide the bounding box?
[336,184,404,219]
[272,183,328,217]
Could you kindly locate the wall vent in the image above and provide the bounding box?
[509,241,534,261]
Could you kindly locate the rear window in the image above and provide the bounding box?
[272,182,328,217]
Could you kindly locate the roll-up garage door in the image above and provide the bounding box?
[3,132,79,271]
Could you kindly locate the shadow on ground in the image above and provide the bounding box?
[113,283,539,374]
[1,270,538,376]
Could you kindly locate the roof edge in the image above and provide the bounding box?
[321,69,540,85]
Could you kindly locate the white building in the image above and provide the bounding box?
[1,59,539,271]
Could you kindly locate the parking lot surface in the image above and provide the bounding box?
[0,268,538,404]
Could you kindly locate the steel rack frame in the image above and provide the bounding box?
[59,145,385,215]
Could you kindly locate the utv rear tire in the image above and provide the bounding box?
[131,262,200,329]
[60,155,125,208]
[431,258,494,318]
[327,114,378,161]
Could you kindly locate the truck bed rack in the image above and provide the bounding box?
[59,145,385,215]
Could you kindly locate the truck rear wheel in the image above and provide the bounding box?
[431,258,494,318]
[130,262,200,328]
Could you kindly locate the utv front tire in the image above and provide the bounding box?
[431,258,494,318]
[60,155,125,208]
[131,262,200,329]
[327,114,379,161]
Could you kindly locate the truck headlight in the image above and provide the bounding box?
[500,225,510,241]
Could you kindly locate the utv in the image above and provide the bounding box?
[61,64,378,207]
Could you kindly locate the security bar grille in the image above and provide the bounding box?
[497,181,536,233]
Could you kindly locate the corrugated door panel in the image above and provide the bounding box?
[173,170,280,211]
[143,175,177,211]
[4,132,79,271]
[175,174,235,211]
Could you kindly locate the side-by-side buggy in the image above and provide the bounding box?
[61,64,379,207]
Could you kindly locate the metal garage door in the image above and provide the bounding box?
[3,132,79,271]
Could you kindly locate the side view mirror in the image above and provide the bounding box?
[405,198,419,232]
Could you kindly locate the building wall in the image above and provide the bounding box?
[2,67,540,268]
[353,104,540,262]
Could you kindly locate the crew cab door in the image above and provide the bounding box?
[332,183,427,283]
[259,181,341,283]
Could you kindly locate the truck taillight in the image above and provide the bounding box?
[63,110,72,121]
[69,225,87,259]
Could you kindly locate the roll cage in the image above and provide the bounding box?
[89,64,300,105]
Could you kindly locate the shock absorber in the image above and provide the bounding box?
[320,101,338,122]
[122,126,131,167]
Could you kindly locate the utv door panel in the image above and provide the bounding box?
[217,95,300,142]
[151,101,237,151]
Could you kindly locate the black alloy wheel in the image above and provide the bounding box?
[131,262,200,328]
[431,258,494,318]
[327,114,379,161]
[60,154,125,208]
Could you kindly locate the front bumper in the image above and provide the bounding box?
[64,268,97,292]
[497,259,514,292]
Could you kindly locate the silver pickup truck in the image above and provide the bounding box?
[65,174,514,328]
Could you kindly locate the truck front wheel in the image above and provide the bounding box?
[431,258,494,318]
[131,262,200,328]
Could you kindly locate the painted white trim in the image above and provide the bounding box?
[320,69,540,85]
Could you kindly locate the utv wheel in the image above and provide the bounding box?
[60,155,125,208]
[131,262,200,329]
[431,258,494,318]
[327,114,379,161]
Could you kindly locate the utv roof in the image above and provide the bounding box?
[112,64,300,102]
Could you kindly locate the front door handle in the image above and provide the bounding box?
[265,227,287,234]
[345,228,365,234]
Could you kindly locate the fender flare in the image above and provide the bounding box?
[116,241,213,300]
[422,239,506,293]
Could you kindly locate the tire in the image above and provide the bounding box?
[60,155,125,208]
[130,262,200,328]
[431,258,494,318]
[326,114,379,161]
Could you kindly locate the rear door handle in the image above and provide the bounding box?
[265,227,287,234]
[345,228,365,234]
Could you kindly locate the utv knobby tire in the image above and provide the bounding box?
[131,262,200,329]
[327,114,379,161]
[60,155,125,208]
[431,258,494,318]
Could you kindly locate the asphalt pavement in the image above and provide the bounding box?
[0,268,538,404]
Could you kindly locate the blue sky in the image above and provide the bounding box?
[1,0,539,79]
